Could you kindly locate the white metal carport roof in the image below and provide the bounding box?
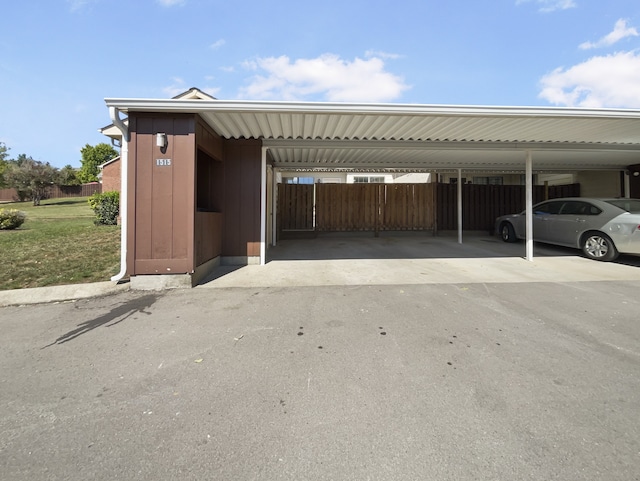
[103,98,640,171]
[104,97,640,272]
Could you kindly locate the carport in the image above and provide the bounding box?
[104,95,640,286]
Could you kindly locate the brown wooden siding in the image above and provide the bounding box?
[194,120,225,267]
[195,211,222,266]
[128,113,196,275]
[127,114,264,274]
[222,139,262,257]
[196,117,224,161]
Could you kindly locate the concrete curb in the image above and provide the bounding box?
[0,281,130,307]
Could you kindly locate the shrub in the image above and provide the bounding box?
[88,191,120,225]
[0,208,26,230]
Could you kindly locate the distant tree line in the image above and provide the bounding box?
[0,142,118,205]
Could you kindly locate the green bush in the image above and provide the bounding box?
[88,191,120,225]
[0,208,26,230]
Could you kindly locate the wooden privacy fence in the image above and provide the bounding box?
[278,183,436,234]
[0,183,102,202]
[437,183,581,231]
[278,184,315,231]
[278,182,581,236]
[50,183,102,198]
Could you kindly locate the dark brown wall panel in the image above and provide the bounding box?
[171,117,196,262]
[128,113,196,275]
[195,212,223,266]
[196,117,224,161]
[223,139,262,257]
[131,116,154,265]
[629,164,640,198]
[435,183,581,231]
[151,117,174,261]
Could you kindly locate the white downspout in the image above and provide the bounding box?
[457,168,463,244]
[109,106,129,282]
[260,146,268,265]
[525,151,534,261]
[272,167,278,247]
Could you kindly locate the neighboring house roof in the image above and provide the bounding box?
[99,123,126,142]
[393,172,431,183]
[99,156,120,169]
[104,94,640,172]
[171,87,216,100]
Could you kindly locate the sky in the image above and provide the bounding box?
[1,0,640,168]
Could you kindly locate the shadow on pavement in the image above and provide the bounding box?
[42,294,159,348]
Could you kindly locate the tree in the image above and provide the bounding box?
[13,153,29,166]
[78,143,118,183]
[0,142,9,188]
[5,157,58,205]
[57,164,81,186]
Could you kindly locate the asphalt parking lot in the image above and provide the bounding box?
[2,234,640,480]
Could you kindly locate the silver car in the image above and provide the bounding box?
[495,197,640,261]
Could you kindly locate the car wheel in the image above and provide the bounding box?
[500,222,518,243]
[581,232,619,261]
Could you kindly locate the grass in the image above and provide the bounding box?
[0,197,120,291]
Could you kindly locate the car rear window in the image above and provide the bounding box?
[560,201,601,215]
[533,201,563,215]
[605,199,640,213]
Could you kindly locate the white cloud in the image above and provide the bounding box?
[516,0,576,13]
[210,39,226,50]
[157,0,186,6]
[579,19,638,50]
[201,86,221,98]
[539,51,640,108]
[67,0,98,12]
[238,53,409,102]
[162,77,187,97]
[364,50,403,60]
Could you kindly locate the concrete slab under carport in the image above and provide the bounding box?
[198,233,640,289]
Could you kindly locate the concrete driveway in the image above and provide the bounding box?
[2,234,640,480]
[204,232,640,288]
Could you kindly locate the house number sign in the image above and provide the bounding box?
[156,158,172,167]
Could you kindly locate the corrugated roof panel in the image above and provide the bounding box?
[105,97,640,171]
[309,114,330,139]
[254,112,275,138]
[268,143,640,171]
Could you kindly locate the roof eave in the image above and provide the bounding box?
[104,98,640,119]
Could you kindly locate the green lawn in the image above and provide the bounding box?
[0,197,121,290]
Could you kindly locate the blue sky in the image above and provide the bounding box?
[2,0,640,168]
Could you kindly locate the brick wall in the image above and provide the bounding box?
[101,158,121,193]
